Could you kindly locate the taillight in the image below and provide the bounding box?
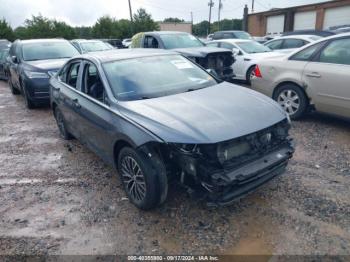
[254,65,262,78]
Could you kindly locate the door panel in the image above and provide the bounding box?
[303,62,350,118]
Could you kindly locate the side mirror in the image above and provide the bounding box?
[11,56,18,64]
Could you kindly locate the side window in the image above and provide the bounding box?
[266,40,283,50]
[71,42,81,52]
[144,36,159,48]
[283,39,305,49]
[82,63,106,103]
[289,42,324,61]
[60,62,81,88]
[220,42,234,49]
[213,32,222,40]
[318,38,350,65]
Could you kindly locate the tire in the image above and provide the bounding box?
[246,66,256,85]
[54,107,73,140]
[273,84,308,120]
[21,80,36,109]
[117,147,168,210]
[8,77,20,95]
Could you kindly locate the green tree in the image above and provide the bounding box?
[0,19,14,41]
[52,20,77,39]
[92,16,120,38]
[163,17,184,23]
[133,8,159,33]
[193,21,209,36]
[24,15,54,38]
[117,19,133,39]
[75,26,93,39]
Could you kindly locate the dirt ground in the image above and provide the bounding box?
[0,80,350,256]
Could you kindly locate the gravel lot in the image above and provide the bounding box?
[0,80,349,256]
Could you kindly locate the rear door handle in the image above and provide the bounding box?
[72,98,81,109]
[306,72,321,78]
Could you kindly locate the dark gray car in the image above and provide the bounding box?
[8,39,79,108]
[50,49,294,210]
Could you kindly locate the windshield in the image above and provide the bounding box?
[159,34,204,49]
[236,41,271,53]
[234,31,252,39]
[80,41,113,52]
[22,41,79,61]
[103,55,217,101]
[0,49,9,61]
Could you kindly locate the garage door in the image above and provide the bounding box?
[266,15,285,35]
[294,11,316,30]
[323,6,350,29]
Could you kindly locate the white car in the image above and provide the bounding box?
[264,35,322,54]
[122,38,132,48]
[206,39,284,84]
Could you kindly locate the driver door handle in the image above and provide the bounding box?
[306,72,321,78]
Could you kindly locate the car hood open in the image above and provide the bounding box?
[119,82,287,144]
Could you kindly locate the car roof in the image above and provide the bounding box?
[72,39,105,43]
[268,35,321,41]
[80,48,178,63]
[214,30,245,33]
[211,39,252,44]
[17,38,68,44]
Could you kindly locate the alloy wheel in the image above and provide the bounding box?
[277,89,300,115]
[121,156,147,202]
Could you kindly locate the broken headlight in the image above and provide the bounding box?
[217,140,251,164]
[171,143,199,154]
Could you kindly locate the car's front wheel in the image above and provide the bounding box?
[8,77,20,95]
[274,84,308,119]
[117,147,167,210]
[246,66,256,85]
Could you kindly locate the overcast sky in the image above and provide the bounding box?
[1,0,329,28]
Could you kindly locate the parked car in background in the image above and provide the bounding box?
[7,39,79,108]
[122,38,132,48]
[332,27,350,34]
[100,39,124,49]
[0,39,11,50]
[212,30,252,40]
[252,33,350,119]
[282,30,335,37]
[50,49,294,209]
[207,34,213,41]
[207,39,284,84]
[0,48,9,80]
[252,36,268,44]
[71,39,114,54]
[264,35,322,54]
[131,31,234,81]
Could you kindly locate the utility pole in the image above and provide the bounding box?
[208,0,214,35]
[251,0,255,13]
[218,0,222,30]
[190,11,193,34]
[128,0,134,35]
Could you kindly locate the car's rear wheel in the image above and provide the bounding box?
[54,107,73,140]
[246,66,256,85]
[274,84,308,119]
[117,147,167,210]
[8,77,20,95]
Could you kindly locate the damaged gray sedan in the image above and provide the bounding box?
[50,49,294,210]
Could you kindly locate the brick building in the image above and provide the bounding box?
[246,0,350,36]
[158,22,192,34]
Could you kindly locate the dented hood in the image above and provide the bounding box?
[119,82,287,144]
[172,46,232,58]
